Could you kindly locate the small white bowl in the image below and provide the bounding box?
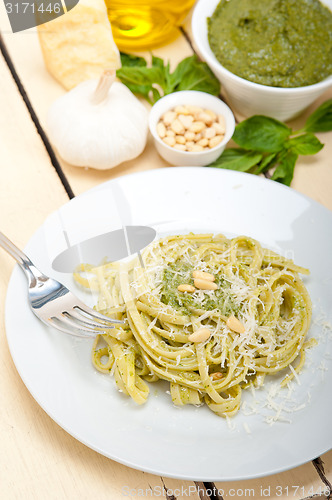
[149,90,235,166]
[192,0,332,121]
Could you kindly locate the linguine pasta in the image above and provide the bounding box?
[73,233,313,418]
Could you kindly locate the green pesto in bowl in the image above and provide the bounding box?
[207,0,332,88]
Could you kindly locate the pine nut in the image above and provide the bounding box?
[205,109,217,121]
[194,133,203,142]
[218,114,226,133]
[178,114,194,129]
[188,144,204,152]
[209,135,224,148]
[175,135,186,145]
[194,278,218,290]
[166,130,175,137]
[184,131,195,141]
[193,270,215,282]
[214,122,225,135]
[187,105,203,114]
[174,105,190,115]
[174,144,187,151]
[163,136,176,147]
[189,121,205,133]
[198,112,213,125]
[162,111,177,125]
[204,126,216,139]
[226,315,245,334]
[156,122,166,138]
[171,118,185,135]
[197,138,208,147]
[188,328,211,343]
[178,284,196,293]
[211,372,223,380]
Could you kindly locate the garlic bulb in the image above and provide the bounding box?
[47,70,148,169]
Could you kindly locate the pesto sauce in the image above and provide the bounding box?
[160,262,239,316]
[208,0,332,88]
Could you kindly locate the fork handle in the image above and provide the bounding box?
[0,231,44,285]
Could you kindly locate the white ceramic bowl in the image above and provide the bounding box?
[149,90,235,166]
[192,0,332,121]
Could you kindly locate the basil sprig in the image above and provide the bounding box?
[117,53,220,105]
[209,99,332,185]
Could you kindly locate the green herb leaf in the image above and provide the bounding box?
[151,55,165,70]
[170,55,220,96]
[117,53,220,104]
[120,52,147,67]
[271,151,298,186]
[151,87,162,103]
[302,98,332,133]
[166,57,193,91]
[116,66,165,104]
[209,148,263,171]
[233,116,292,152]
[118,66,166,87]
[286,133,324,155]
[254,152,278,174]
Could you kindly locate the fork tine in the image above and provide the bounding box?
[49,317,98,338]
[64,310,117,332]
[73,301,125,325]
[57,313,108,334]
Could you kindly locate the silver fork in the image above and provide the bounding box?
[0,231,124,338]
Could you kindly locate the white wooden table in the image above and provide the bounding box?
[0,4,331,499]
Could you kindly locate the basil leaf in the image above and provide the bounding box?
[151,55,165,70]
[166,56,194,92]
[164,61,174,95]
[254,153,278,174]
[233,116,292,152]
[117,81,152,102]
[209,148,262,171]
[117,54,220,103]
[116,66,165,103]
[151,87,162,103]
[174,56,220,96]
[271,151,298,186]
[286,133,324,155]
[303,98,332,133]
[121,66,165,86]
[120,52,147,67]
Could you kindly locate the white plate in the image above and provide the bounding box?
[5,167,332,481]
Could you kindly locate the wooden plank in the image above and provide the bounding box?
[320,451,332,483]
[0,53,202,500]
[214,455,332,500]
[288,91,332,210]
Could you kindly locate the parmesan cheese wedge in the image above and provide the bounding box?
[37,0,121,90]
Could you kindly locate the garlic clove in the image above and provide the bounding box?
[47,75,148,170]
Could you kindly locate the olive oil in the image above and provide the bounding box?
[105,0,196,51]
